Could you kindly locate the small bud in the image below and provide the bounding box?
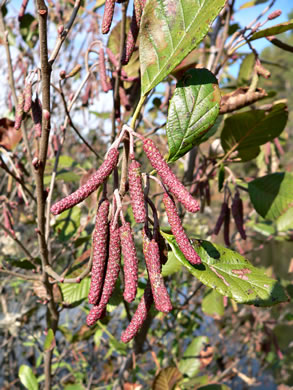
[59,70,66,79]
[268,9,282,20]
[32,156,40,169]
[43,109,50,121]
[66,64,82,78]
[57,25,64,35]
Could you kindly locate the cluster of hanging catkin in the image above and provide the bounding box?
[51,126,201,343]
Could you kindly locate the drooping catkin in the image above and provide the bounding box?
[23,82,32,113]
[231,192,246,240]
[143,237,172,313]
[102,0,115,34]
[88,199,110,304]
[120,222,138,303]
[128,159,147,223]
[51,148,119,215]
[14,93,24,130]
[223,206,231,247]
[213,201,229,235]
[120,283,153,343]
[99,47,112,93]
[143,139,200,213]
[163,193,201,265]
[122,0,146,65]
[31,98,42,137]
[86,223,121,326]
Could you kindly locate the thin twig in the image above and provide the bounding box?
[0,268,40,281]
[0,221,37,264]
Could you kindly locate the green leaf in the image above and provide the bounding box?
[60,278,90,304]
[19,365,38,390]
[162,251,182,277]
[237,53,255,86]
[166,69,220,162]
[239,0,268,9]
[54,207,81,242]
[139,0,226,95]
[250,20,293,41]
[202,288,224,317]
[152,367,182,390]
[161,232,288,307]
[19,14,39,48]
[248,172,293,230]
[179,336,209,377]
[221,103,288,161]
[44,329,56,352]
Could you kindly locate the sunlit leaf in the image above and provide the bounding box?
[140,0,226,95]
[202,288,224,317]
[166,68,220,162]
[152,366,182,389]
[44,329,56,352]
[162,233,288,307]
[19,365,38,390]
[60,278,90,304]
[250,19,293,41]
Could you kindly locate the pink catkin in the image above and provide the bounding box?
[86,223,121,326]
[121,284,153,343]
[120,222,138,303]
[128,160,147,224]
[143,238,172,313]
[23,82,32,113]
[88,199,110,304]
[102,0,115,34]
[14,93,24,130]
[51,148,119,215]
[163,193,201,265]
[143,139,200,213]
[99,47,112,93]
[122,0,146,65]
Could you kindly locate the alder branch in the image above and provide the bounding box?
[0,268,40,281]
[0,7,33,169]
[266,36,293,53]
[48,0,81,65]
